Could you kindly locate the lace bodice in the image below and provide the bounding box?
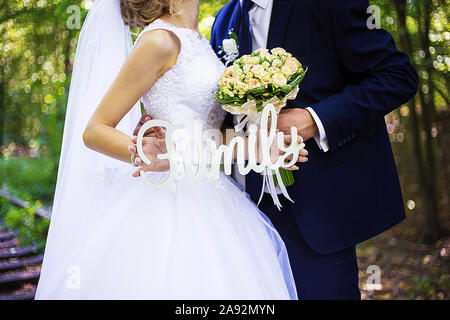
[137,19,226,131]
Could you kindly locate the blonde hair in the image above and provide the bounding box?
[120,0,178,28]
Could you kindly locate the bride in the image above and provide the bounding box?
[35,0,306,299]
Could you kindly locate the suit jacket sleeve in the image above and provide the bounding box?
[311,0,418,151]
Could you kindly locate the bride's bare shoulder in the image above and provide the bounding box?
[128,28,181,76]
[134,28,181,60]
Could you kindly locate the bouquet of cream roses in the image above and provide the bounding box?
[217,47,308,188]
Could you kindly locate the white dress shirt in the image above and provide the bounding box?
[243,0,330,152]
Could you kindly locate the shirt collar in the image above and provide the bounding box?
[252,0,270,10]
[240,0,270,10]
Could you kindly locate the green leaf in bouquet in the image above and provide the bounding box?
[218,92,247,105]
[276,92,286,100]
[247,86,268,96]
[229,31,239,44]
[280,84,293,93]
[256,100,264,112]
[217,95,247,105]
[288,66,308,87]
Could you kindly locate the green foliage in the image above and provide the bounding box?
[199,0,229,39]
[4,201,50,251]
[0,156,57,202]
[437,273,450,292]
[411,275,431,294]
[0,197,13,219]
[408,275,435,298]
[405,262,449,299]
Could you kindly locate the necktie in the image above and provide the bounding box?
[238,0,254,56]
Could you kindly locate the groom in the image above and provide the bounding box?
[210,0,418,299]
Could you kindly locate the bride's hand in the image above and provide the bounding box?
[128,133,169,176]
[133,115,166,138]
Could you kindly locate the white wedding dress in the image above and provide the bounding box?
[36,19,297,300]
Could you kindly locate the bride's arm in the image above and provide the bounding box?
[82,30,180,163]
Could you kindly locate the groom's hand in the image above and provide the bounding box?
[277,108,319,142]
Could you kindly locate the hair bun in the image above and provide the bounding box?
[120,0,172,28]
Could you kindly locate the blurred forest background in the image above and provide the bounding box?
[0,0,448,300]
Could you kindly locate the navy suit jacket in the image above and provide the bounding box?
[211,0,418,254]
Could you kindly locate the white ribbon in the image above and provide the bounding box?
[234,114,250,133]
[275,168,295,203]
[257,167,294,211]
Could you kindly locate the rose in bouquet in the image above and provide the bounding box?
[217,47,308,189]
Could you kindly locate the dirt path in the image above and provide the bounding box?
[357,219,449,300]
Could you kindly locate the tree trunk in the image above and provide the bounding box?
[416,0,442,241]
[393,0,442,242]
